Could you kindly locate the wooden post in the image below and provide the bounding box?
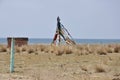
[58,34,61,45]
[10,38,15,73]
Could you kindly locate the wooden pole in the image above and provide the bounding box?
[58,34,61,45]
[10,38,15,73]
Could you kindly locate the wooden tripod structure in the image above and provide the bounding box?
[52,17,76,45]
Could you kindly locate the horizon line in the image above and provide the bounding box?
[0,37,120,40]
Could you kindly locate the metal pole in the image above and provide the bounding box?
[10,38,15,73]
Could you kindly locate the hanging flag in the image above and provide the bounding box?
[52,17,76,45]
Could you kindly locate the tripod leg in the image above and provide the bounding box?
[52,33,58,45]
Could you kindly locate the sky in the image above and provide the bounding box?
[0,0,120,39]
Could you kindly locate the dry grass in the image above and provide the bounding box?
[94,64,107,73]
[28,48,35,54]
[114,46,120,53]
[15,46,21,53]
[0,44,120,55]
[21,45,27,52]
[80,65,88,72]
[0,44,120,80]
[0,45,7,52]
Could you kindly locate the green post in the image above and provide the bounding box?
[10,38,15,73]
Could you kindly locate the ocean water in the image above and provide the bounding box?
[0,38,120,44]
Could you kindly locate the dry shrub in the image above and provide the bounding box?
[106,44,114,53]
[73,48,81,55]
[76,44,97,55]
[72,44,100,55]
[0,46,7,52]
[94,64,106,73]
[56,46,73,55]
[95,45,107,55]
[73,45,84,55]
[114,46,120,53]
[82,50,90,55]
[106,48,114,53]
[48,45,73,55]
[43,45,51,53]
[90,45,99,54]
[15,46,21,53]
[53,46,63,56]
[28,50,33,54]
[44,45,57,53]
[39,45,46,52]
[97,50,107,55]
[102,44,115,53]
[49,46,55,53]
[112,78,120,80]
[28,48,34,54]
[56,49,64,56]
[76,45,84,50]
[21,46,27,52]
[25,45,54,54]
[44,48,49,53]
[63,46,73,54]
[80,65,88,72]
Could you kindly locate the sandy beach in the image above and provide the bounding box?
[0,44,120,80]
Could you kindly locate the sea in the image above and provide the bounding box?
[0,38,120,44]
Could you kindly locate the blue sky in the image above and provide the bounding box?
[0,0,120,39]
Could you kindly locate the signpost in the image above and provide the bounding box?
[10,38,15,73]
